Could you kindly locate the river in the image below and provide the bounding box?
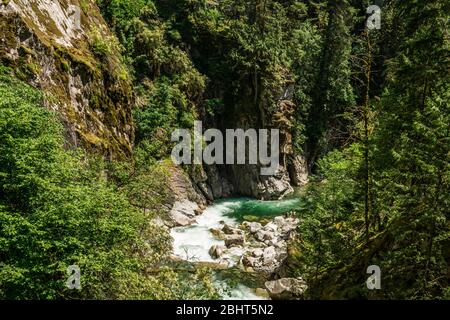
[170,197,301,299]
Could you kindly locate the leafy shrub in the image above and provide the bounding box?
[0,66,217,299]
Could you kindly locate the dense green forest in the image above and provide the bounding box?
[0,0,449,300]
[0,65,219,299]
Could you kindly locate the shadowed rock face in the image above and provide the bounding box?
[225,163,294,200]
[0,0,134,159]
[196,64,308,200]
[211,95,304,200]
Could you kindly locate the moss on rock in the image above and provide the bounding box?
[0,0,134,159]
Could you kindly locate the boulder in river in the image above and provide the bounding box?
[252,248,264,257]
[225,234,245,247]
[263,246,277,265]
[168,200,201,226]
[246,222,263,234]
[273,240,286,249]
[264,278,308,300]
[210,228,225,239]
[256,229,275,242]
[169,211,195,227]
[264,222,278,233]
[273,216,299,234]
[172,200,199,218]
[242,255,258,267]
[209,245,227,259]
[222,224,242,235]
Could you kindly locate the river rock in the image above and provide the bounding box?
[252,248,264,257]
[264,222,278,233]
[264,278,308,300]
[273,216,287,226]
[215,215,299,274]
[264,239,277,246]
[225,234,245,247]
[273,216,299,234]
[226,245,246,257]
[242,255,258,267]
[222,224,242,235]
[210,228,225,239]
[263,246,277,265]
[248,222,263,234]
[209,245,227,259]
[273,240,286,249]
[256,229,275,242]
[168,199,202,226]
[169,211,194,227]
[222,246,246,267]
[171,200,199,218]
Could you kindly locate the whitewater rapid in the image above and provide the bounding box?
[170,198,301,300]
[171,201,238,262]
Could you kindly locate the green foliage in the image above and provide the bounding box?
[96,0,334,157]
[369,0,450,299]
[306,0,356,163]
[133,78,196,150]
[288,21,322,151]
[291,0,450,299]
[88,27,130,81]
[94,0,450,299]
[0,66,217,299]
[3,0,449,301]
[295,144,364,279]
[97,0,205,153]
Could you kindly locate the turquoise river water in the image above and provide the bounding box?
[171,197,301,299]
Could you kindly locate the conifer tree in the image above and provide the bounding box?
[371,0,450,297]
[306,0,355,170]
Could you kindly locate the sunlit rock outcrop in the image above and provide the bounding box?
[0,0,134,158]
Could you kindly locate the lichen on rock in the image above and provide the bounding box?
[0,0,134,158]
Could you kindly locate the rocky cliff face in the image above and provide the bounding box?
[164,164,208,227]
[0,0,307,202]
[0,0,134,158]
[198,76,309,201]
